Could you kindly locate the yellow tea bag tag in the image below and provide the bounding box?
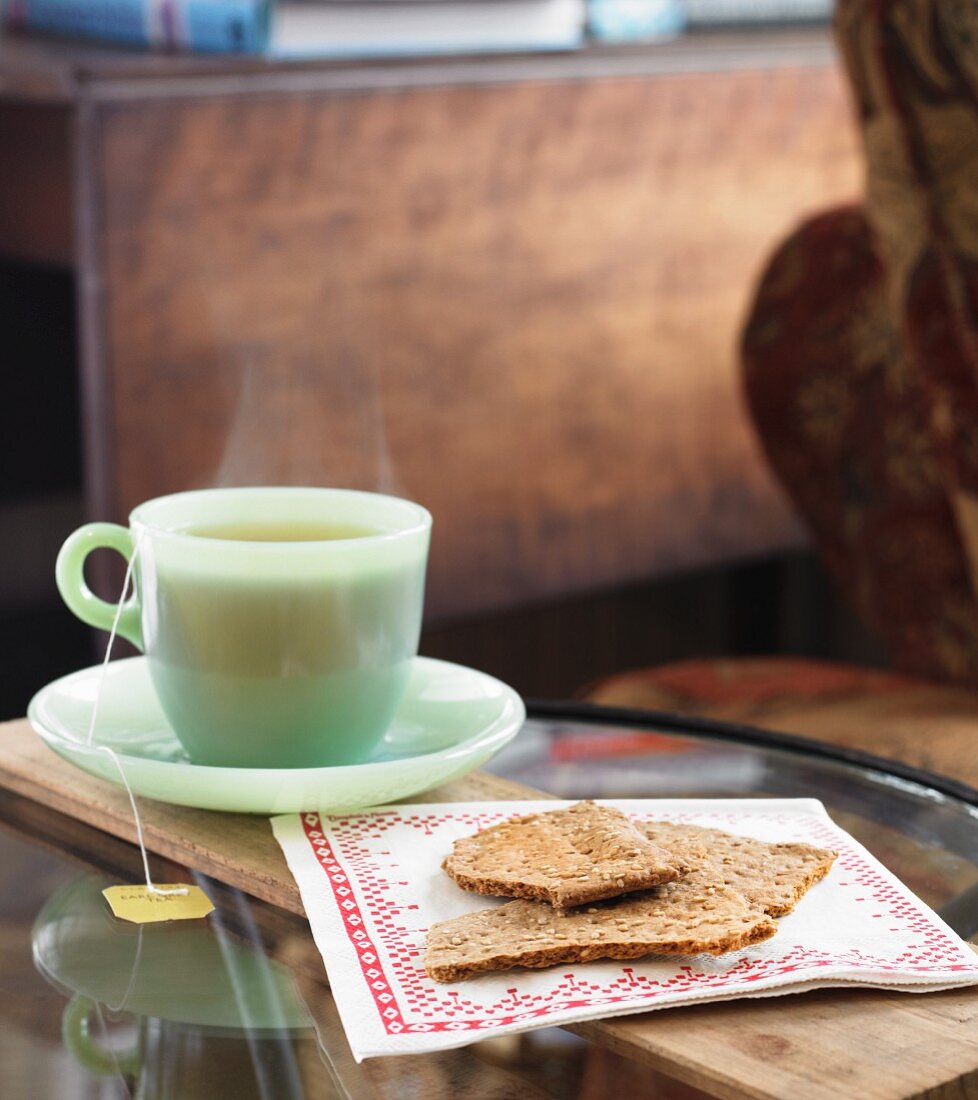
[102,884,214,924]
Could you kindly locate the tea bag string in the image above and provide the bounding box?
[86,530,187,899]
[85,528,145,752]
[106,923,145,1015]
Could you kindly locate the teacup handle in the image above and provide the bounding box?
[56,523,144,650]
[62,994,141,1078]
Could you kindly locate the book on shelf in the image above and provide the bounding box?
[0,0,586,56]
[0,0,270,52]
[276,0,584,57]
[587,0,684,44]
[682,0,830,27]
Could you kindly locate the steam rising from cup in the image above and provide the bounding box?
[212,346,400,495]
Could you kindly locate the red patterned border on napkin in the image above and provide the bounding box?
[298,805,974,1037]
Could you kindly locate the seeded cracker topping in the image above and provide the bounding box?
[442,801,689,910]
[426,811,836,982]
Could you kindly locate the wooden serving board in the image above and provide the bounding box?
[1,716,976,1100]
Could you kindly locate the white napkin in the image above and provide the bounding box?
[272,799,978,1060]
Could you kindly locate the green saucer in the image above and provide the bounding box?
[28,656,524,814]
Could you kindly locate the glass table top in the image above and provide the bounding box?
[1,705,976,1099]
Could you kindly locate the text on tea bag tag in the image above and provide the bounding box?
[103,883,215,923]
[89,532,214,924]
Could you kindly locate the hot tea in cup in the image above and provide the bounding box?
[56,487,431,769]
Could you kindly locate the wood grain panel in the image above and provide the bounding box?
[0,719,540,914]
[1,717,976,1100]
[90,64,858,620]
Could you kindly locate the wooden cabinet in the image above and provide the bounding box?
[0,31,859,622]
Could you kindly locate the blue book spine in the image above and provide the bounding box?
[0,0,270,53]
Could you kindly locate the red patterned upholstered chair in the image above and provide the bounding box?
[584,0,978,787]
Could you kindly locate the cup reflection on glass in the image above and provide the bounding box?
[33,875,317,1099]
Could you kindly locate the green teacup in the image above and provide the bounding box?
[56,487,431,768]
